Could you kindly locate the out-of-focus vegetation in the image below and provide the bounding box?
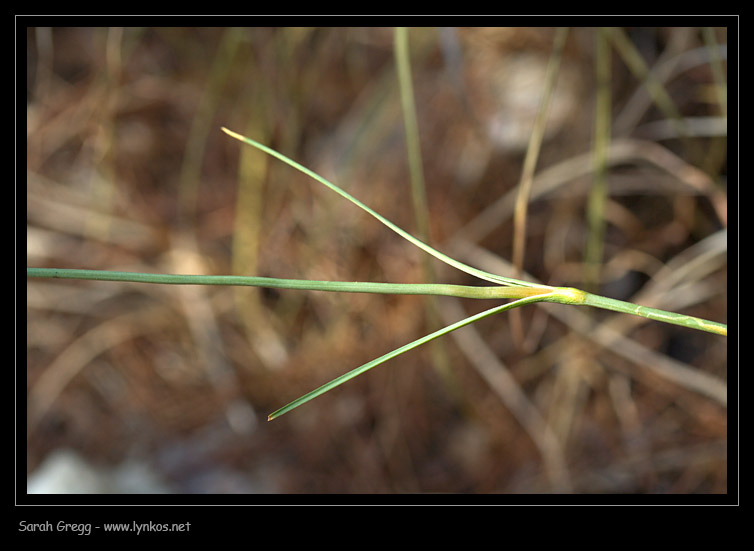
[26,27,727,494]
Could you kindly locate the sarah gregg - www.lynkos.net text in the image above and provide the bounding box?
[19,520,191,535]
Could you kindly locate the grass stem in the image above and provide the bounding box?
[28,267,726,337]
[26,267,550,300]
[27,126,727,421]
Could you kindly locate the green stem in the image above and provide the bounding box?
[27,267,726,336]
[26,266,727,420]
[580,291,727,336]
[26,268,549,301]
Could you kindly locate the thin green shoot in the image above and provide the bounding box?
[220,127,542,290]
[27,265,726,422]
[267,293,549,420]
[26,267,727,338]
[219,127,726,419]
[25,268,550,301]
[27,127,727,421]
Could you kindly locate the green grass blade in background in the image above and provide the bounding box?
[509,27,569,343]
[607,26,694,153]
[179,27,244,226]
[394,26,453,384]
[584,27,611,293]
[394,27,432,247]
[512,27,569,280]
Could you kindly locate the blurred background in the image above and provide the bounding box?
[25,26,728,494]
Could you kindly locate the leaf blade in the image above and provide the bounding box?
[221,127,544,288]
[267,294,548,420]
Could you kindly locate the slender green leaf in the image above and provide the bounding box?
[221,127,544,289]
[268,293,548,420]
